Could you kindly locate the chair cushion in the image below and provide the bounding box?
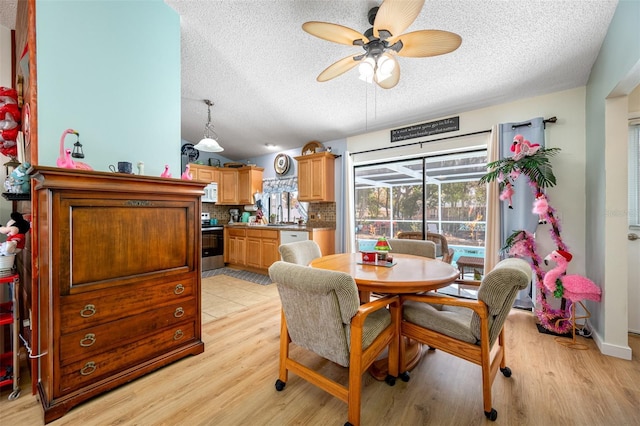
[403,296,477,344]
[269,261,389,367]
[386,239,436,259]
[278,240,322,265]
[346,308,391,352]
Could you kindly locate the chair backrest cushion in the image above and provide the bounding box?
[269,261,360,366]
[387,239,436,259]
[470,257,532,344]
[278,240,322,265]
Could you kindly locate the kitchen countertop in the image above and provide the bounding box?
[224,223,335,231]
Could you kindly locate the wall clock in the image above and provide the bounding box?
[274,153,290,176]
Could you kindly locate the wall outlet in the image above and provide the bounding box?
[309,213,316,219]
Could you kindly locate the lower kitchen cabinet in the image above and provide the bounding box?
[31,167,206,424]
[224,227,334,272]
[226,228,279,272]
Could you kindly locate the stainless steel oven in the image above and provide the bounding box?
[201,213,224,270]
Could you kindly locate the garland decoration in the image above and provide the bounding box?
[481,138,574,334]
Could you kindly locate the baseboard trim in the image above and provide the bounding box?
[592,326,633,360]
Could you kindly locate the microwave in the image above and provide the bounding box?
[202,182,218,203]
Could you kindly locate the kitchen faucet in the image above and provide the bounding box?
[277,205,283,223]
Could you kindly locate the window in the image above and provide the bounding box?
[630,123,640,228]
[265,191,308,223]
[354,149,488,263]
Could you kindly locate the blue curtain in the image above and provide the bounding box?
[499,117,545,309]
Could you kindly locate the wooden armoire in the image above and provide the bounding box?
[31,167,206,423]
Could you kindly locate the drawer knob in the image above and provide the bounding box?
[80,304,96,318]
[173,329,184,340]
[80,333,96,347]
[80,361,97,376]
[174,284,185,295]
[174,307,184,318]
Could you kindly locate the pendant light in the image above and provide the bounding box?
[194,99,224,152]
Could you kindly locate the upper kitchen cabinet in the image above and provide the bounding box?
[189,164,220,184]
[218,166,264,205]
[294,152,335,202]
[238,167,263,204]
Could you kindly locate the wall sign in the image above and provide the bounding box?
[390,116,460,143]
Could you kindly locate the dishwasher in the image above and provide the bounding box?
[280,230,309,245]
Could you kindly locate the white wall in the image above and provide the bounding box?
[347,87,587,277]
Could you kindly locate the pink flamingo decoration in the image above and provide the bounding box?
[511,134,541,160]
[499,181,515,209]
[543,250,602,349]
[181,164,193,180]
[160,164,172,178]
[57,129,93,170]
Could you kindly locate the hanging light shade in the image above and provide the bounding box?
[194,99,224,152]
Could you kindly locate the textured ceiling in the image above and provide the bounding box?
[2,1,619,161]
[166,0,618,160]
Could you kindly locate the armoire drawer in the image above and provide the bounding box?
[57,321,196,396]
[60,276,195,334]
[59,298,197,366]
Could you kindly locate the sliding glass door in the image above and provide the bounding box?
[354,150,488,280]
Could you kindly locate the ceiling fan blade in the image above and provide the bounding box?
[374,54,401,89]
[302,21,367,46]
[395,30,462,57]
[317,54,362,82]
[374,0,425,39]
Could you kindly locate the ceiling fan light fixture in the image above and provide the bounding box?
[358,57,376,83]
[195,99,224,152]
[376,55,395,82]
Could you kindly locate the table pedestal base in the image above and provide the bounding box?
[368,337,422,381]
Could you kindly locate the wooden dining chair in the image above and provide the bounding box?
[268,261,400,426]
[386,238,436,259]
[399,257,532,421]
[278,240,322,265]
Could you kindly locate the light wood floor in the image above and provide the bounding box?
[2,275,639,425]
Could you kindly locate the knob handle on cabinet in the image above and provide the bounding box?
[173,329,184,340]
[80,361,97,376]
[174,284,185,295]
[80,333,96,347]
[80,304,96,318]
[174,307,184,318]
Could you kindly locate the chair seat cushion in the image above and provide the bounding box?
[346,308,391,352]
[403,298,476,344]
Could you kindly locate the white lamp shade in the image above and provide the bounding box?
[194,137,224,152]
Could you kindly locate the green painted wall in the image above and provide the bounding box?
[36,0,180,176]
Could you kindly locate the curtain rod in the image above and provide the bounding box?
[511,116,558,129]
[350,129,492,156]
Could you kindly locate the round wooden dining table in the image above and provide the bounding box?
[309,252,460,380]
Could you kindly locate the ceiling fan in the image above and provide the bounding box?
[302,0,462,89]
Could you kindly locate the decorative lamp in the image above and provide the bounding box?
[71,134,85,158]
[194,99,224,152]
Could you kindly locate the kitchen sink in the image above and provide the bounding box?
[266,223,290,227]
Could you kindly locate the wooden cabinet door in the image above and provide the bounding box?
[219,169,238,204]
[238,167,264,205]
[190,164,219,183]
[245,238,262,269]
[295,153,335,202]
[261,238,280,269]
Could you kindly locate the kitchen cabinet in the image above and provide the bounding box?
[226,228,247,266]
[217,166,264,205]
[238,167,263,205]
[189,164,219,183]
[31,167,206,424]
[310,229,336,256]
[225,227,279,272]
[294,152,335,202]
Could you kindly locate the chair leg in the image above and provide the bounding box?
[276,310,290,387]
[347,361,363,426]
